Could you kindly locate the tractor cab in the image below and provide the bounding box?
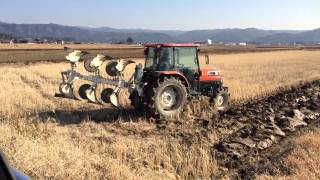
[144,43,199,71]
[143,44,201,92]
[143,44,224,96]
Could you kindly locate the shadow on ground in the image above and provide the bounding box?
[37,107,154,125]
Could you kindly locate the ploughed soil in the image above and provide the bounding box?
[212,80,320,179]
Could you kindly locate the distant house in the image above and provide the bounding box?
[238,42,247,46]
[226,42,237,46]
[42,39,48,43]
[10,39,16,45]
[55,40,65,44]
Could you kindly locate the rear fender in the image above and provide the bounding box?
[158,71,190,88]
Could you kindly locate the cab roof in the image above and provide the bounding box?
[144,43,200,47]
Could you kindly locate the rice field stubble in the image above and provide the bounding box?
[0,50,319,179]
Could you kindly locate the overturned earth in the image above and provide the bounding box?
[213,80,320,179]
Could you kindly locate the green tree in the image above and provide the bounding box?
[126,37,134,44]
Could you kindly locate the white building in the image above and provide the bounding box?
[238,42,247,46]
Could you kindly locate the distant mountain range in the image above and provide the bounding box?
[0,21,320,44]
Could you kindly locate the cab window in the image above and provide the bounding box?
[158,47,174,70]
[174,47,198,69]
[145,47,156,69]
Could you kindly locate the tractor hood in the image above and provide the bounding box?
[199,66,223,82]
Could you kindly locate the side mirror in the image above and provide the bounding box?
[205,54,210,65]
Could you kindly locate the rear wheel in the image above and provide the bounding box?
[152,78,187,118]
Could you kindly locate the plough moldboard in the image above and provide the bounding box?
[56,49,141,107]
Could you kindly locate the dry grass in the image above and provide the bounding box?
[0,50,319,179]
[257,131,320,180]
[284,132,320,179]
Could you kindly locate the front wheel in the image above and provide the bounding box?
[212,88,230,111]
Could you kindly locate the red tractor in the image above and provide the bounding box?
[129,43,229,118]
[58,43,229,119]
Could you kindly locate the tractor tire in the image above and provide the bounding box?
[105,61,118,77]
[84,58,98,73]
[212,88,230,111]
[152,78,188,118]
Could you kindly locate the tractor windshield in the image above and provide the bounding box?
[158,47,174,70]
[145,46,198,70]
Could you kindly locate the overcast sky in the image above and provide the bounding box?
[0,0,319,30]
